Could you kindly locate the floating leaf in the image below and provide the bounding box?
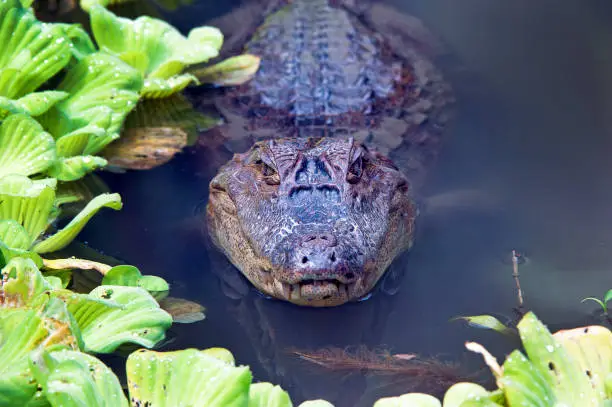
[249,383,292,407]
[102,265,169,294]
[0,114,56,178]
[126,348,252,407]
[43,258,111,275]
[0,297,80,406]
[13,91,70,116]
[142,74,198,98]
[1,257,53,307]
[103,125,187,170]
[159,296,205,324]
[33,193,122,254]
[54,23,97,61]
[298,401,335,407]
[553,325,612,400]
[0,220,31,251]
[0,0,72,99]
[55,175,111,206]
[442,383,497,407]
[0,239,43,268]
[89,6,222,98]
[373,393,441,407]
[47,156,108,182]
[38,52,142,155]
[30,349,128,407]
[451,315,515,336]
[517,312,600,405]
[498,350,553,407]
[191,54,260,86]
[0,175,56,250]
[56,285,172,353]
[42,269,72,289]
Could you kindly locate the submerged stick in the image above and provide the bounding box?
[511,250,525,316]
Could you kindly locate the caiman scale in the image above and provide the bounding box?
[205,0,453,307]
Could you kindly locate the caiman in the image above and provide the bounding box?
[204,0,454,307]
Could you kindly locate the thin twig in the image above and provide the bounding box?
[511,250,525,316]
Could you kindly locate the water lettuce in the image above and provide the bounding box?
[89,5,222,98]
[126,348,252,406]
[0,174,122,254]
[30,349,129,407]
[0,0,71,101]
[374,312,612,406]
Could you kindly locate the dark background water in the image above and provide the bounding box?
[77,0,612,405]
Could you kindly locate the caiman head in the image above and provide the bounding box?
[207,137,417,307]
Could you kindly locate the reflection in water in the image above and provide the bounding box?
[78,0,612,405]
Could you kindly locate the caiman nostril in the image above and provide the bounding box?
[329,252,336,262]
[301,256,309,264]
[299,233,337,248]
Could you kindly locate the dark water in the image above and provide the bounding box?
[80,0,612,405]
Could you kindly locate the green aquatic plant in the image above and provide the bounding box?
[0,256,173,405]
[0,174,122,256]
[583,289,612,317]
[88,5,221,98]
[451,315,516,337]
[374,312,612,407]
[0,0,144,181]
[0,0,71,104]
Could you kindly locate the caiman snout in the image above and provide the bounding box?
[294,232,355,281]
[297,232,338,267]
[267,231,362,306]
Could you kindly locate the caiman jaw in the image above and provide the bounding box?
[267,275,364,307]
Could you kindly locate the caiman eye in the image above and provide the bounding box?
[255,159,280,185]
[346,155,363,184]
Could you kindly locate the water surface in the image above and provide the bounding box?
[81,1,612,404]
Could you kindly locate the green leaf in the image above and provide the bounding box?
[553,325,612,400]
[38,52,142,155]
[605,289,612,305]
[583,297,607,312]
[0,114,56,178]
[1,257,53,307]
[102,265,169,294]
[517,312,601,406]
[0,175,56,249]
[47,156,108,182]
[191,54,260,86]
[54,24,96,61]
[142,73,198,98]
[373,393,441,407]
[249,383,292,407]
[14,91,70,116]
[56,285,172,353]
[498,350,554,407]
[0,220,31,251]
[0,240,43,268]
[30,350,128,407]
[89,6,221,98]
[55,175,110,206]
[298,402,335,407]
[442,383,495,407]
[0,0,72,98]
[451,315,516,336]
[33,193,122,254]
[42,270,72,289]
[0,298,80,406]
[126,348,252,407]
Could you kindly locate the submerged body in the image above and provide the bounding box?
[206,0,453,306]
